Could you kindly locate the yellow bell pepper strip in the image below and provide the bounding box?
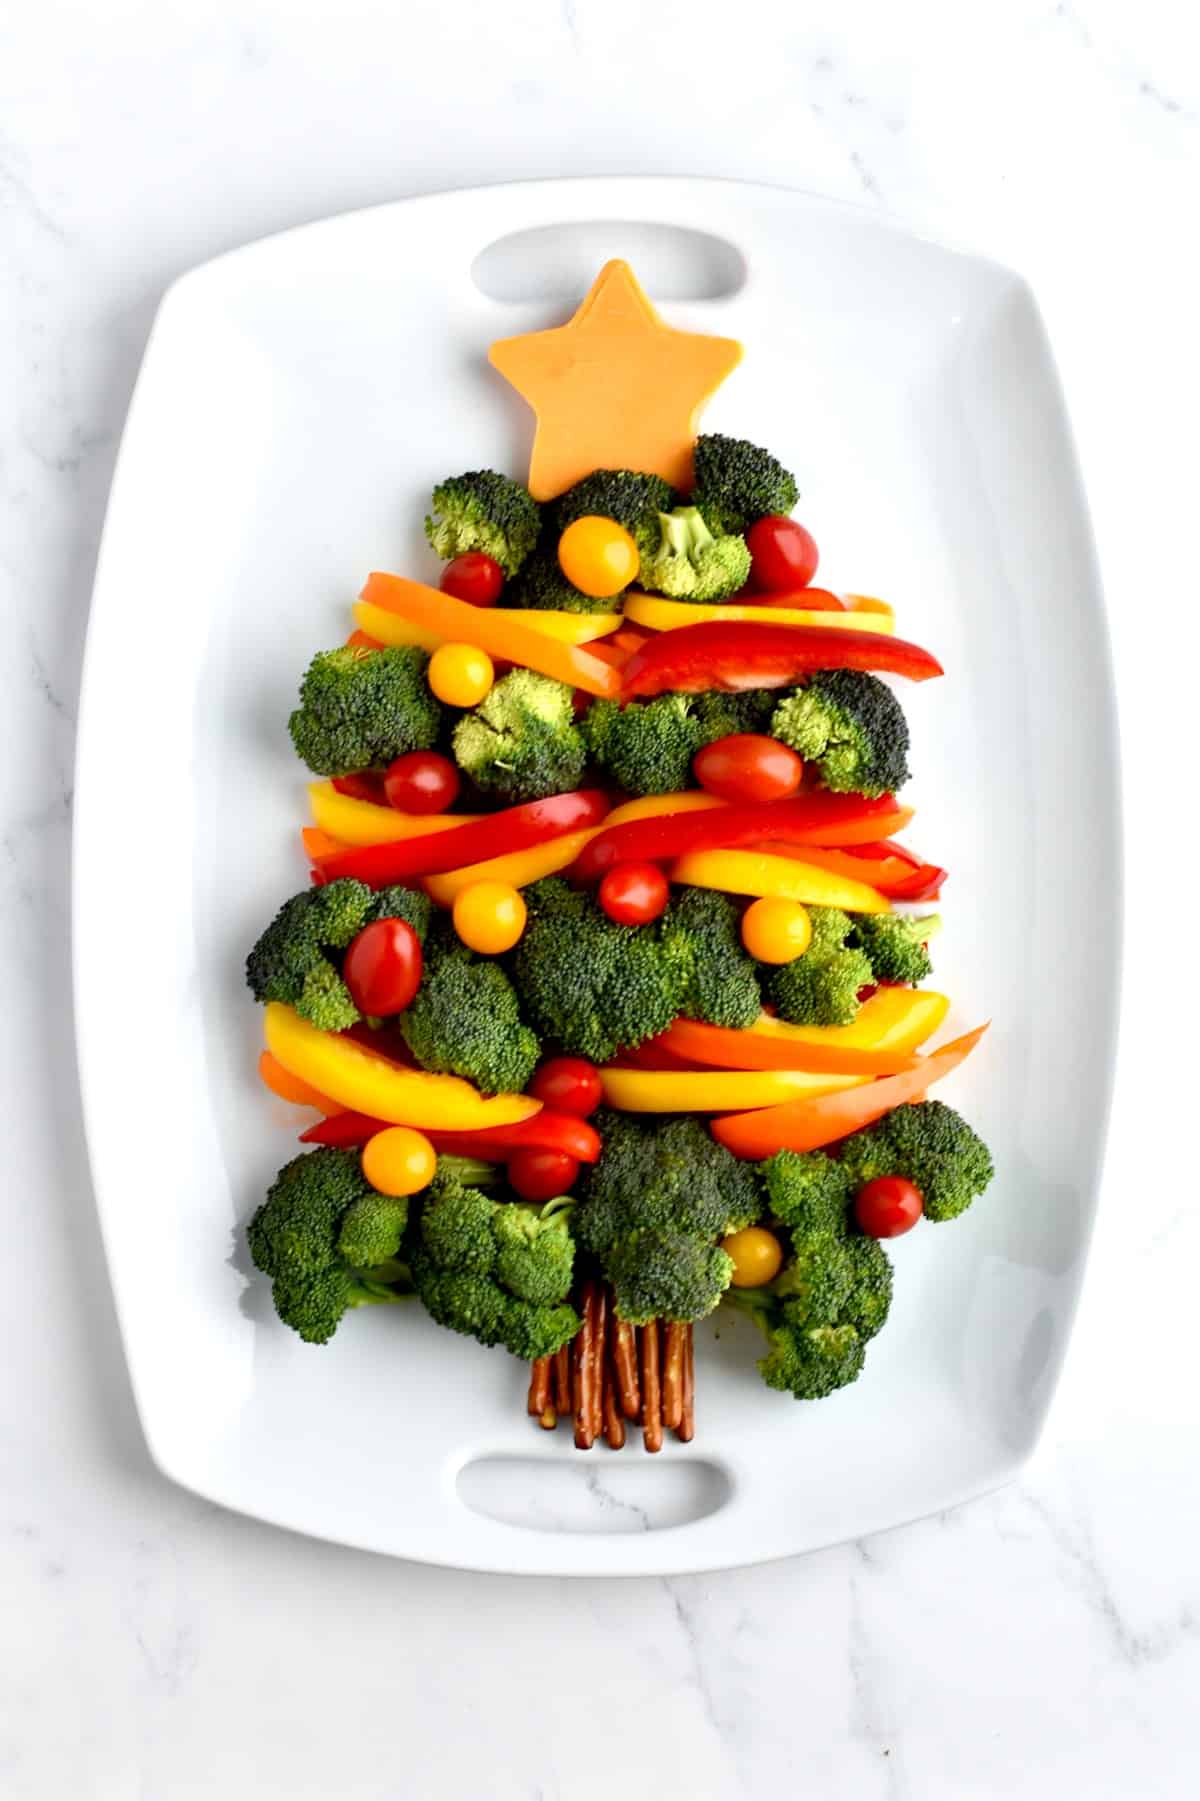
[313,789,610,886]
[598,1065,871,1113]
[359,573,622,699]
[354,596,621,649]
[602,791,727,829]
[423,829,599,905]
[309,782,482,849]
[710,1024,989,1157]
[258,1048,340,1113]
[650,991,950,1075]
[263,1002,541,1131]
[745,989,951,1057]
[669,848,891,914]
[844,593,895,624]
[624,594,896,636]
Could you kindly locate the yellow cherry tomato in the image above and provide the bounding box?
[428,641,494,706]
[722,1225,784,1288]
[557,516,641,598]
[452,879,528,953]
[740,896,813,964]
[361,1126,437,1197]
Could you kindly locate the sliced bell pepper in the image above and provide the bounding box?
[624,595,895,636]
[745,989,950,1057]
[301,826,350,861]
[353,596,620,649]
[423,828,600,905]
[360,573,622,698]
[345,627,385,651]
[299,1108,387,1147]
[835,838,946,901]
[312,789,610,886]
[309,782,483,849]
[710,1024,988,1157]
[650,992,949,1074]
[620,620,943,698]
[843,593,895,622]
[670,848,891,913]
[263,1002,541,1130]
[598,1065,870,1113]
[573,792,910,883]
[300,1108,603,1161]
[258,1048,340,1113]
[763,843,946,899]
[331,771,386,804]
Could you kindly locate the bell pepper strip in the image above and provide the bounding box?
[608,1040,706,1073]
[359,573,623,699]
[649,1000,949,1074]
[746,587,846,612]
[331,771,386,804]
[761,843,946,900]
[423,828,599,905]
[353,596,620,650]
[710,1024,989,1158]
[746,989,950,1057]
[309,782,483,849]
[669,848,891,914]
[423,1113,603,1163]
[573,792,910,883]
[258,1048,340,1113]
[301,826,350,861]
[598,1065,871,1113]
[843,593,895,622]
[312,789,610,886]
[624,594,895,637]
[299,1109,387,1147]
[263,1002,541,1130]
[620,621,943,698]
[344,627,385,651]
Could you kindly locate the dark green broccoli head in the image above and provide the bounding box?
[335,1191,410,1269]
[577,1110,760,1253]
[765,905,874,1027]
[581,687,774,798]
[660,886,762,1029]
[288,645,443,777]
[838,1100,994,1222]
[553,469,678,562]
[503,547,616,615]
[851,913,939,986]
[770,671,911,798]
[399,924,539,1095]
[640,506,751,602]
[840,1235,894,1339]
[424,470,541,576]
[246,880,429,1031]
[451,668,585,803]
[691,433,799,536]
[491,1200,576,1304]
[761,1148,854,1236]
[368,885,433,946]
[691,689,777,739]
[602,1230,734,1326]
[758,1321,866,1398]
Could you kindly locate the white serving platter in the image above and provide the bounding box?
[72,178,1119,1574]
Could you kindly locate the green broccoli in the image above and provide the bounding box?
[760,1148,854,1237]
[640,506,751,602]
[765,906,874,1027]
[288,645,443,777]
[410,1178,580,1359]
[852,912,940,985]
[246,1149,411,1344]
[512,879,687,1062]
[502,548,615,615]
[602,1232,737,1328]
[424,470,541,576]
[691,433,799,536]
[661,886,761,1028]
[581,688,773,797]
[769,671,911,797]
[838,1101,994,1222]
[398,923,539,1095]
[246,880,430,1031]
[451,668,585,803]
[553,469,678,561]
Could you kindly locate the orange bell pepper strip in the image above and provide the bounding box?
[258,1049,340,1113]
[597,1065,870,1113]
[651,993,951,1074]
[670,848,891,914]
[354,596,620,649]
[360,573,622,699]
[763,843,946,900]
[301,826,350,861]
[345,627,385,651]
[709,1024,989,1157]
[308,782,482,849]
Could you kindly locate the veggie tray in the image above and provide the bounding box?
[74,180,1119,1574]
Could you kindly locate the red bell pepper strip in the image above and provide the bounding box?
[332,771,387,804]
[573,792,910,883]
[313,789,610,886]
[620,621,944,698]
[300,1109,386,1147]
[709,1025,988,1158]
[837,838,945,899]
[300,1108,603,1160]
[759,842,947,900]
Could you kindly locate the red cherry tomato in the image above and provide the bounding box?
[854,1175,924,1239]
[528,1057,603,1118]
[693,734,804,805]
[507,1147,580,1202]
[342,918,423,1017]
[598,861,670,925]
[383,750,460,815]
[440,552,504,606]
[746,515,820,591]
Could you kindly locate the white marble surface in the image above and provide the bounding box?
[2,1,1199,1794]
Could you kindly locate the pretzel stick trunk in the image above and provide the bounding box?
[661,1322,686,1431]
[572,1279,597,1449]
[589,1284,608,1445]
[612,1317,641,1420]
[528,1357,551,1417]
[602,1331,626,1448]
[678,1324,695,1443]
[640,1322,663,1454]
[553,1343,571,1415]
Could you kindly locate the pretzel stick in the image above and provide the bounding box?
[553,1343,571,1415]
[590,1284,608,1445]
[602,1336,626,1449]
[678,1324,695,1443]
[640,1322,663,1454]
[612,1315,641,1419]
[528,1357,551,1417]
[573,1279,597,1449]
[661,1322,686,1431]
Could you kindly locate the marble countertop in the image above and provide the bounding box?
[2,2,1198,1795]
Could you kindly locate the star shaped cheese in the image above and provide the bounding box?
[488,260,742,501]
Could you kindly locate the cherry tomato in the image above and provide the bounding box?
[508,1146,580,1202]
[528,1057,603,1118]
[440,552,505,607]
[452,880,527,954]
[740,895,812,964]
[428,641,494,707]
[722,1225,784,1287]
[342,918,423,1016]
[383,750,460,815]
[854,1175,924,1238]
[746,515,820,590]
[693,733,804,805]
[598,861,670,925]
[362,1126,437,1197]
[557,516,640,598]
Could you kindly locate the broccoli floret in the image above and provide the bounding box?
[503,548,615,615]
[838,1101,994,1222]
[512,879,686,1061]
[492,1198,576,1304]
[553,469,678,562]
[424,470,540,576]
[761,1148,853,1237]
[581,688,774,798]
[691,433,799,536]
[288,646,442,777]
[758,1321,866,1398]
[852,913,939,986]
[245,880,429,1030]
[452,668,585,803]
[765,906,873,1027]
[691,690,777,739]
[640,506,751,602]
[840,1236,894,1339]
[399,924,539,1095]
[770,671,911,798]
[246,1149,410,1343]
[661,886,761,1028]
[368,885,433,946]
[602,1231,734,1327]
